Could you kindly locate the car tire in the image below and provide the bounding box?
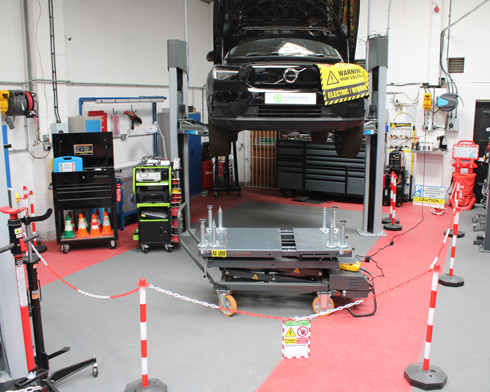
[209,123,232,157]
[310,131,329,145]
[334,125,364,158]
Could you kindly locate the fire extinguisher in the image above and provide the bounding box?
[116,181,121,203]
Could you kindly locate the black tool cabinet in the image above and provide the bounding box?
[277,139,366,197]
[51,132,118,253]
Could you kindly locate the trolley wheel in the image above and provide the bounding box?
[472,215,480,223]
[165,244,173,252]
[312,296,335,315]
[218,294,237,317]
[61,244,69,254]
[214,191,219,197]
[92,363,99,377]
[141,245,149,253]
[108,240,117,249]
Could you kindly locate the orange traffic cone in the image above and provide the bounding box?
[101,211,114,236]
[61,214,76,239]
[89,214,101,237]
[95,209,102,231]
[76,213,90,238]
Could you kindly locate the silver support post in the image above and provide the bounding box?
[340,220,347,248]
[217,206,224,232]
[328,220,335,248]
[358,35,389,238]
[332,206,338,233]
[212,220,217,247]
[207,205,213,233]
[321,206,327,232]
[199,219,206,246]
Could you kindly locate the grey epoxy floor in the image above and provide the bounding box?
[38,202,490,391]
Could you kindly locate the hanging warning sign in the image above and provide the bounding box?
[317,63,369,105]
[282,319,311,359]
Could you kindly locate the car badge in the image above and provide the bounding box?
[284,68,300,84]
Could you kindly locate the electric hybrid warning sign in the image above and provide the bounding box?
[317,63,369,105]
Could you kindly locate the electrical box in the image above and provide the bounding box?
[447,117,459,132]
[50,123,68,134]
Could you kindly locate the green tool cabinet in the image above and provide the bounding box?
[133,162,173,253]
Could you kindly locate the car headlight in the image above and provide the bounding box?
[212,67,240,80]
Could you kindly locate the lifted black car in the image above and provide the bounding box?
[206,0,367,158]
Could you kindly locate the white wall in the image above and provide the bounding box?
[2,0,490,240]
[0,0,213,240]
[357,0,490,189]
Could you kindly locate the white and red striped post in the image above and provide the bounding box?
[446,182,465,239]
[404,264,447,389]
[390,172,397,224]
[124,279,167,392]
[383,172,402,231]
[439,207,465,287]
[138,278,149,388]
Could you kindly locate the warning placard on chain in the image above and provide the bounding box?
[282,319,311,359]
[317,63,369,105]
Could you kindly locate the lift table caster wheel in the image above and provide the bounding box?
[312,296,335,315]
[218,295,237,317]
[141,245,149,253]
[165,244,173,252]
[92,362,99,377]
[61,244,70,254]
[108,240,117,249]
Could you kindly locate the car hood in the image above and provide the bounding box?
[212,0,360,64]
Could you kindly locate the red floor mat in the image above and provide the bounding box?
[257,205,452,392]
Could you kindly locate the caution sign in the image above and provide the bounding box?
[413,185,446,208]
[282,319,311,359]
[317,63,369,105]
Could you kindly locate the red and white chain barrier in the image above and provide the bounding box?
[31,245,139,299]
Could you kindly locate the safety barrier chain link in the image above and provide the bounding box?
[32,244,139,299]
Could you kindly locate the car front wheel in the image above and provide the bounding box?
[334,125,364,158]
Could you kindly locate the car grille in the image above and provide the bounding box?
[243,105,333,118]
[248,66,320,88]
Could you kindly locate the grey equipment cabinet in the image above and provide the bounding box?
[133,160,173,253]
[277,139,366,197]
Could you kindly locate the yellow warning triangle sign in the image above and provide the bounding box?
[293,268,300,274]
[327,71,339,85]
[285,327,296,337]
[252,274,259,280]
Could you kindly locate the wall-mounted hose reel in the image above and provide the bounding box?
[0,90,37,129]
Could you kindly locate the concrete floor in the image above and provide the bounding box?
[8,200,490,391]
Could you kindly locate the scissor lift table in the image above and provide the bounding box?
[195,208,373,316]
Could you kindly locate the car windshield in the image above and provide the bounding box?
[227,38,340,60]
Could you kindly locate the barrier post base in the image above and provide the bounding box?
[444,229,465,238]
[404,363,447,390]
[383,222,403,231]
[124,378,167,392]
[439,274,464,287]
[382,217,399,224]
